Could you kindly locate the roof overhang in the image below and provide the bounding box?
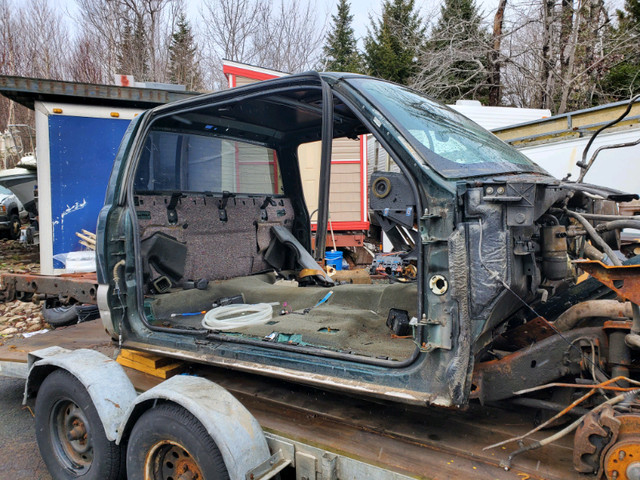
[0,75,199,110]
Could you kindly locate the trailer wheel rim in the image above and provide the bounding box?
[50,399,93,472]
[146,440,203,480]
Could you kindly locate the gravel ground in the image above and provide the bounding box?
[0,239,53,478]
[0,239,47,339]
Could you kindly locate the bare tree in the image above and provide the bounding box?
[17,0,70,80]
[113,0,180,82]
[74,0,180,83]
[68,34,105,84]
[202,0,269,65]
[0,0,69,136]
[499,0,629,113]
[74,0,128,83]
[0,0,20,76]
[489,0,508,105]
[200,0,326,88]
[409,5,491,102]
[256,1,326,73]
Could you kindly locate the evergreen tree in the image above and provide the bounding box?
[426,0,489,103]
[117,16,148,81]
[600,0,640,100]
[168,13,203,91]
[618,0,640,29]
[364,0,424,84]
[323,0,362,72]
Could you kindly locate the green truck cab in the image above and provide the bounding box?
[96,72,637,410]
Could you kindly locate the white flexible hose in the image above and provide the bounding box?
[202,303,273,331]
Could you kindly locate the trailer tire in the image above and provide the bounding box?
[35,369,125,480]
[126,403,229,480]
[43,305,78,327]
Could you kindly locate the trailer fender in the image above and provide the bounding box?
[24,346,137,441]
[116,374,271,480]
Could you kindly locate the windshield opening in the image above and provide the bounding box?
[347,78,547,179]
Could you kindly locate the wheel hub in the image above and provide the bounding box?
[598,413,640,480]
[604,440,640,480]
[603,414,640,480]
[51,399,93,470]
[147,440,203,480]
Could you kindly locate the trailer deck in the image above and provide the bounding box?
[0,320,587,480]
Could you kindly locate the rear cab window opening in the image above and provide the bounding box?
[135,130,282,195]
[128,84,420,364]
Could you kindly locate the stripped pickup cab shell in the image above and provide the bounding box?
[98,72,640,409]
[23,72,640,480]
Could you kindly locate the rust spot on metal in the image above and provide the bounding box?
[104,398,121,409]
[604,320,633,330]
[492,317,555,350]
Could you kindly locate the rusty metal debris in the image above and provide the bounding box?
[491,316,555,350]
[472,327,604,404]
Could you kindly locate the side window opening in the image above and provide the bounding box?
[130,93,419,365]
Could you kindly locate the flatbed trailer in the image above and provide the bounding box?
[0,320,585,480]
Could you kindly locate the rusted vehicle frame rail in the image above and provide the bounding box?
[575,260,640,305]
[0,272,98,304]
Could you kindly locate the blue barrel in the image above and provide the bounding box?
[325,250,343,271]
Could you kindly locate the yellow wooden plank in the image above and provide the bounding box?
[117,355,184,379]
[119,348,173,369]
